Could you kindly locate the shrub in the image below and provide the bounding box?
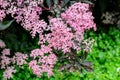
[0,0,96,79]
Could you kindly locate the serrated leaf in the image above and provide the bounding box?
[0,20,14,30]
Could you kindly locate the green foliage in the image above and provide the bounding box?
[0,23,40,52]
[62,0,70,7]
[1,26,120,80]
[51,26,120,80]
[83,26,120,80]
[0,20,14,30]
[46,0,51,8]
[46,26,119,80]
[53,26,120,80]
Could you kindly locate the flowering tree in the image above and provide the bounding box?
[0,0,96,79]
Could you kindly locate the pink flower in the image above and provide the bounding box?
[12,52,28,66]
[47,70,53,77]
[0,1,96,78]
[29,60,42,77]
[1,49,10,56]
[61,2,96,32]
[0,39,6,48]
[0,1,9,8]
[0,55,11,69]
[30,49,44,58]
[40,45,52,53]
[29,49,57,77]
[32,65,42,77]
[0,0,43,38]
[3,67,16,80]
[30,20,47,38]
[61,2,96,50]
[29,60,37,68]
[0,9,6,21]
[46,18,74,53]
[47,53,57,65]
[17,0,23,6]
[38,0,44,4]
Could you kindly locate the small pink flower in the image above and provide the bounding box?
[17,0,23,6]
[0,9,6,21]
[3,67,16,80]
[0,55,11,69]
[12,52,28,66]
[0,39,6,48]
[1,49,10,56]
[30,49,44,58]
[29,60,37,68]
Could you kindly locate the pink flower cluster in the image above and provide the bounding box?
[3,67,16,80]
[0,0,46,38]
[61,2,96,50]
[12,52,28,67]
[0,1,96,78]
[37,3,96,54]
[29,46,57,77]
[30,45,52,58]
[61,2,96,31]
[46,18,74,53]
[0,48,28,79]
[0,49,11,69]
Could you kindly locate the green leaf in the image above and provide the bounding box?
[83,0,93,5]
[99,0,108,13]
[0,20,14,30]
[46,0,51,8]
[62,0,69,7]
